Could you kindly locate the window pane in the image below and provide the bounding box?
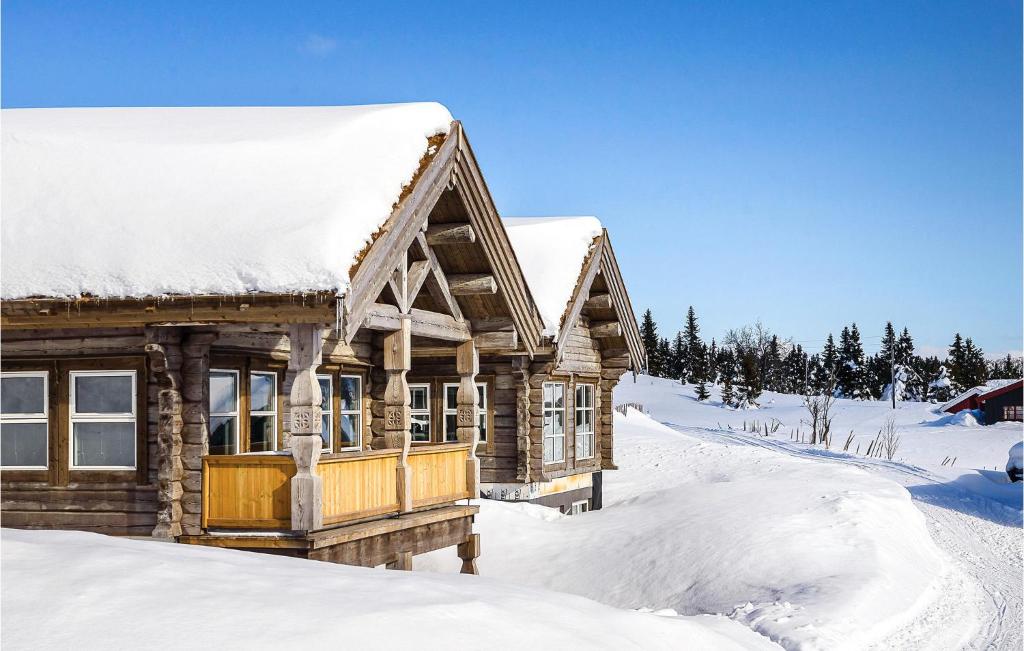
[410,386,428,411]
[209,416,237,455]
[74,375,133,414]
[410,414,430,441]
[339,414,360,447]
[446,385,458,409]
[1,376,45,415]
[210,372,238,415]
[543,384,553,409]
[477,385,485,406]
[478,414,486,442]
[1,422,47,466]
[73,422,134,467]
[553,411,564,435]
[249,415,275,452]
[250,374,276,413]
[553,385,564,409]
[318,378,332,411]
[543,439,552,462]
[339,377,360,411]
[321,414,332,448]
[445,414,457,441]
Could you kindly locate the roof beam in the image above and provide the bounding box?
[362,303,470,342]
[448,274,497,295]
[590,321,622,338]
[425,223,476,246]
[583,293,613,310]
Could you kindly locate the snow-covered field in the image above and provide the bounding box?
[3,375,1020,650]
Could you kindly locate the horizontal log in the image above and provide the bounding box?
[590,321,622,338]
[448,275,497,295]
[583,293,613,310]
[362,303,470,342]
[425,223,476,246]
[475,330,517,350]
[470,317,514,332]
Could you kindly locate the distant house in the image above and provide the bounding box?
[941,379,1023,424]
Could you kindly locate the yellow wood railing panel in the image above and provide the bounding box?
[320,451,401,525]
[408,444,471,509]
[202,455,294,529]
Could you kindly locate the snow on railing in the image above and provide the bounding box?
[614,402,645,416]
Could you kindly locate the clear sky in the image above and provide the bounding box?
[3,1,1021,357]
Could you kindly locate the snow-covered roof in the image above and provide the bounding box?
[502,216,603,340]
[938,378,1021,413]
[1,103,453,300]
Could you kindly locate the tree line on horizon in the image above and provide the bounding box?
[638,307,1023,408]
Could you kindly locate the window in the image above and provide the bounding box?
[209,370,239,455]
[542,382,566,463]
[575,383,596,460]
[249,372,277,452]
[318,375,333,451]
[1,371,49,468]
[69,370,137,469]
[1004,405,1023,421]
[410,384,430,442]
[337,375,362,450]
[443,383,487,443]
[569,500,589,516]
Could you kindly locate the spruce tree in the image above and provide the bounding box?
[707,339,718,384]
[639,309,660,375]
[963,338,987,389]
[682,306,702,383]
[821,334,838,383]
[718,348,737,407]
[896,327,915,366]
[670,332,686,380]
[695,378,710,401]
[879,322,897,364]
[947,333,967,392]
[658,337,672,378]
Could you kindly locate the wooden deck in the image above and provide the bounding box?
[201,443,473,531]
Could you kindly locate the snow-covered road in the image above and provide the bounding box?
[666,421,1023,651]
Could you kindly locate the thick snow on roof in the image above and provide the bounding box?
[502,216,602,339]
[939,378,1021,413]
[1,103,453,299]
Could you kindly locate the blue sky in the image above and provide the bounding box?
[3,1,1021,357]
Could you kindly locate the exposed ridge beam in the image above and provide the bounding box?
[449,274,497,295]
[425,223,476,246]
[583,293,613,310]
[590,321,622,338]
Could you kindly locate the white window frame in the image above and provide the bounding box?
[442,382,488,443]
[69,370,137,470]
[317,374,333,452]
[569,500,589,516]
[248,371,277,452]
[409,383,431,444]
[1,370,49,469]
[337,374,363,451]
[543,382,566,464]
[209,369,240,456]
[575,383,596,460]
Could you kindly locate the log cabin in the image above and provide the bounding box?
[0,103,644,570]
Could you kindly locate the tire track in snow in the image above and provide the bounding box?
[663,421,1023,651]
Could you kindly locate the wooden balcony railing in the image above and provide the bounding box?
[201,443,473,531]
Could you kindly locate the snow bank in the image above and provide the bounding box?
[0,528,773,650]
[502,216,602,339]
[420,401,948,650]
[1,103,452,299]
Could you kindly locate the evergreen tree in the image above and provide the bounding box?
[735,349,762,407]
[990,354,1023,379]
[669,332,686,380]
[947,333,967,392]
[896,327,915,366]
[695,378,711,401]
[835,324,867,399]
[762,335,783,391]
[706,339,719,384]
[681,306,703,383]
[963,338,987,389]
[639,309,660,375]
[929,365,953,402]
[782,344,807,394]
[821,334,838,382]
[879,322,897,364]
[807,354,826,395]
[657,337,672,378]
[717,348,737,407]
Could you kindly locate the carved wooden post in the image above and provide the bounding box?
[144,327,184,539]
[181,330,216,535]
[383,319,412,512]
[512,356,531,483]
[288,324,324,532]
[456,339,480,497]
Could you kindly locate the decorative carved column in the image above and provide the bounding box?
[512,356,531,483]
[456,339,480,497]
[288,324,324,532]
[383,319,412,512]
[144,327,184,539]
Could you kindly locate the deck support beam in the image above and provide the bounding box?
[458,533,480,575]
[288,324,324,533]
[456,339,480,498]
[384,319,413,513]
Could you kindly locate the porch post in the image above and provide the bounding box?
[144,327,184,539]
[383,319,413,512]
[455,339,480,497]
[288,324,324,532]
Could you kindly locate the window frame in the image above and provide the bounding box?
[569,499,590,516]
[317,374,334,452]
[336,374,363,451]
[542,381,566,465]
[574,383,596,461]
[1004,405,1023,421]
[209,368,241,456]
[248,370,278,453]
[409,383,431,444]
[68,369,138,471]
[1,370,50,470]
[442,382,488,444]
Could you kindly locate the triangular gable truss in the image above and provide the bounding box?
[344,122,543,354]
[554,230,646,371]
